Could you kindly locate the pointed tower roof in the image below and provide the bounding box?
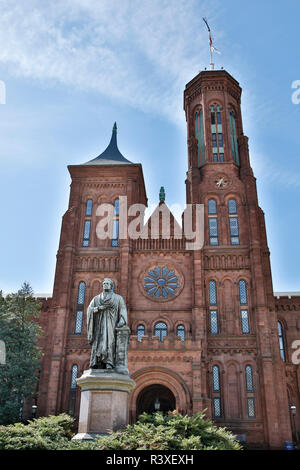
[83,123,133,165]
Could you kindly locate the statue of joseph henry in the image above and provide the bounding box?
[87,278,127,370]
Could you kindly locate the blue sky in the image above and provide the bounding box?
[0,0,299,294]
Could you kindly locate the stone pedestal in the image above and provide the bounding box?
[73,369,136,440]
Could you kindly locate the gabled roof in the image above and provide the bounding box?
[82,123,133,165]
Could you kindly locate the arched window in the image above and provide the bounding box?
[278,321,286,362]
[208,200,218,246]
[228,199,237,214]
[112,199,119,247]
[154,322,168,342]
[212,365,222,418]
[228,199,240,245]
[228,109,240,165]
[75,282,85,334]
[137,324,145,342]
[176,325,185,342]
[210,104,224,162]
[85,199,93,217]
[208,199,217,215]
[69,365,78,416]
[245,365,254,392]
[195,109,205,167]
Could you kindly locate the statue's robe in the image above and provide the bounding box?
[87,291,127,368]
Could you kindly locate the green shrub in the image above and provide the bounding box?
[0,413,87,450]
[94,411,242,450]
[0,411,242,450]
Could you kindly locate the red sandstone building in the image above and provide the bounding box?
[36,69,300,448]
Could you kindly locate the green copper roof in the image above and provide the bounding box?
[83,123,133,165]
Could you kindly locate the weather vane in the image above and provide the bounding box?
[202,17,221,70]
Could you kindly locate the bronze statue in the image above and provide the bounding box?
[87,278,129,371]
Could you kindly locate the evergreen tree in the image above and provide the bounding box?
[0,282,43,424]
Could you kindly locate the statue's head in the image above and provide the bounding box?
[102,278,114,292]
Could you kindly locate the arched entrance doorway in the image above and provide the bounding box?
[136,384,176,417]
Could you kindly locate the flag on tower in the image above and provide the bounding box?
[202,17,221,70]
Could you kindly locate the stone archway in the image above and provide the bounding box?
[136,384,176,416]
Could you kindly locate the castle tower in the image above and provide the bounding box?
[36,71,297,449]
[184,69,292,447]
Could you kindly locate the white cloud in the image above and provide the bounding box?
[0,0,218,123]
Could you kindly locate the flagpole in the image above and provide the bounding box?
[203,17,214,70]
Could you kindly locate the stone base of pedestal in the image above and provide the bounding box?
[72,369,136,440]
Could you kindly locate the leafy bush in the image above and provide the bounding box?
[0,411,242,450]
[0,413,90,450]
[94,411,242,450]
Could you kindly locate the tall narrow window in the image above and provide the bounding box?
[195,109,205,167]
[137,324,145,342]
[74,282,85,334]
[154,322,168,342]
[176,324,185,342]
[85,199,93,216]
[82,220,91,247]
[209,281,219,334]
[239,279,250,334]
[112,199,119,247]
[208,199,218,245]
[245,365,254,392]
[278,321,286,362]
[245,365,255,418]
[69,365,78,416]
[212,365,222,418]
[239,280,248,305]
[228,110,240,165]
[228,199,240,245]
[210,104,224,162]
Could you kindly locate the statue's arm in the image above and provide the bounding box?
[117,295,128,327]
[87,298,96,344]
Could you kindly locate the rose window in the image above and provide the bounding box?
[143,266,179,299]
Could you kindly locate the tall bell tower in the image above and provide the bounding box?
[184,69,292,447]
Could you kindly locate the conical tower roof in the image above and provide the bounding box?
[83,123,133,165]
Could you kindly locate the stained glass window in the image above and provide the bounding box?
[154,322,168,342]
[137,324,145,342]
[210,310,218,335]
[82,220,91,247]
[241,310,250,334]
[245,365,254,392]
[278,321,286,361]
[176,325,185,342]
[212,365,220,392]
[85,199,93,217]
